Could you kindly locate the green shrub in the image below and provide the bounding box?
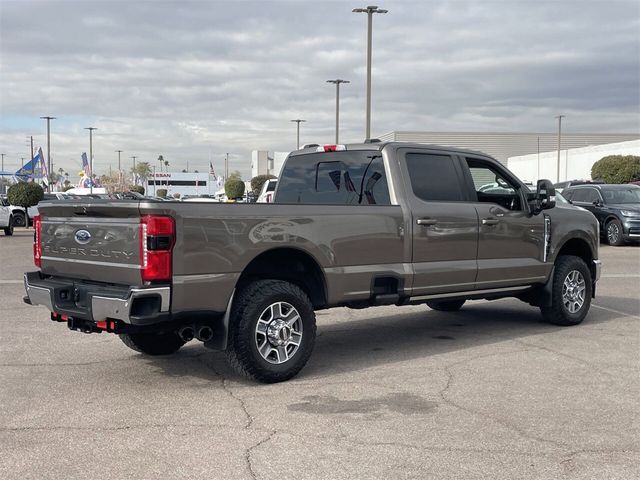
[129,185,145,195]
[7,182,44,227]
[225,178,245,199]
[156,188,168,198]
[591,155,640,184]
[250,174,277,195]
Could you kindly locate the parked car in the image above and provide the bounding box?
[257,179,277,203]
[23,142,601,383]
[563,184,640,245]
[0,196,14,235]
[554,180,604,193]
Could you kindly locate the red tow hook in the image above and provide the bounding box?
[95,320,118,332]
[50,312,69,322]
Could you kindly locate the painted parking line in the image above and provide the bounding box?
[600,274,640,278]
[592,304,640,319]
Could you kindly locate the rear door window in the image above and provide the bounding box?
[404,153,463,202]
[275,151,391,205]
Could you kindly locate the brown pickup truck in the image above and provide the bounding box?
[24,142,601,382]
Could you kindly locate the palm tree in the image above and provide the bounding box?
[157,155,164,173]
[131,162,152,186]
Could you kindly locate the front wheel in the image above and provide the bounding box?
[606,219,624,246]
[426,299,465,311]
[119,331,185,355]
[226,279,316,383]
[540,255,592,326]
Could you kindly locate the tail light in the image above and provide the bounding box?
[140,215,175,282]
[33,215,42,268]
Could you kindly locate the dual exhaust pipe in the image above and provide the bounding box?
[178,325,213,343]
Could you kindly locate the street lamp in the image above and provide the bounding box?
[84,127,97,194]
[116,150,123,189]
[555,115,565,183]
[352,5,387,140]
[40,116,56,191]
[290,119,306,150]
[131,156,137,185]
[326,79,350,144]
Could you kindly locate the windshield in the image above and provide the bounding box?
[601,188,640,204]
[555,192,569,204]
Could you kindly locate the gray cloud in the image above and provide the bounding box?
[1,0,638,178]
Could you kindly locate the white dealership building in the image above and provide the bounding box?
[146,171,222,198]
[507,139,640,183]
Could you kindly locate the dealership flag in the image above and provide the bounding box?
[39,147,49,183]
[15,150,42,179]
[81,152,92,178]
[209,161,217,180]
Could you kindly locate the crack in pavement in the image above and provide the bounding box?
[245,430,277,480]
[438,348,568,450]
[513,338,616,378]
[197,355,254,429]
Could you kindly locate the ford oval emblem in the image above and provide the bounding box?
[74,229,91,245]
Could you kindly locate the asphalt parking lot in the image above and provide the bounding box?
[0,229,638,480]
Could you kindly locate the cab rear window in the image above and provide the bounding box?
[275,151,391,205]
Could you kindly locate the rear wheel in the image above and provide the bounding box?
[226,279,316,383]
[427,299,465,311]
[3,217,13,236]
[541,255,592,326]
[606,219,624,246]
[119,331,185,355]
[12,211,25,228]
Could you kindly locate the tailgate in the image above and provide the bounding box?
[39,201,143,285]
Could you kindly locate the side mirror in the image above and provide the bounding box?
[536,179,556,212]
[592,199,603,207]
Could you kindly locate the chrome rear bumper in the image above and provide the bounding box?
[24,272,170,324]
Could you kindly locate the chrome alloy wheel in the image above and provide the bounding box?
[562,270,586,314]
[255,302,303,364]
[607,222,620,244]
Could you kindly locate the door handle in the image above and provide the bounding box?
[482,218,500,226]
[416,218,438,226]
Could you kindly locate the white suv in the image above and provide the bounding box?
[0,197,14,235]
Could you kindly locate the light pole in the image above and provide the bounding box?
[84,127,97,194]
[353,5,387,140]
[116,150,123,189]
[290,119,306,149]
[326,79,350,144]
[131,156,137,186]
[555,115,565,183]
[1,153,4,195]
[225,152,229,179]
[25,136,34,161]
[40,116,56,191]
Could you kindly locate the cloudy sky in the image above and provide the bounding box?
[1,0,639,179]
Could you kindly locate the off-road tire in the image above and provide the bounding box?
[226,279,316,383]
[426,299,465,311]
[12,211,25,228]
[540,255,592,326]
[605,218,624,246]
[119,331,185,355]
[3,217,13,236]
